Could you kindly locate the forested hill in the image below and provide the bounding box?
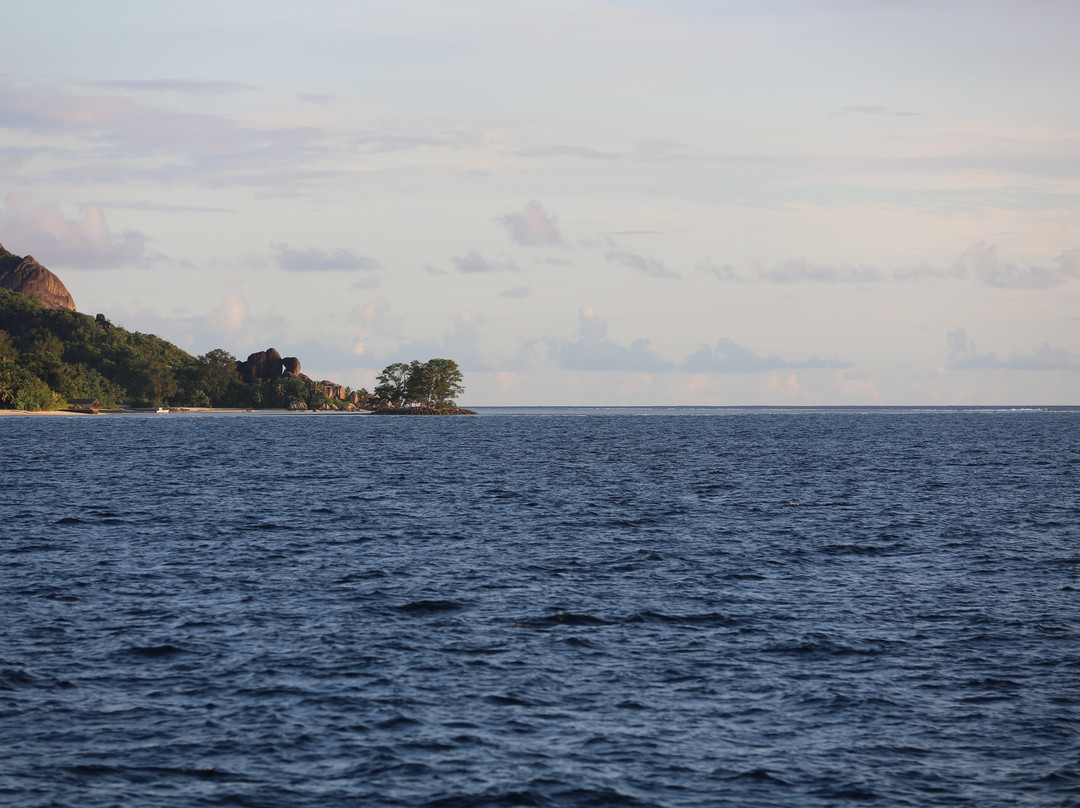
[0,287,376,411]
[0,286,204,410]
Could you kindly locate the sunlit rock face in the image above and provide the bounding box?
[236,348,284,383]
[0,242,78,312]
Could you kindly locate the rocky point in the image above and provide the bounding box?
[0,241,77,311]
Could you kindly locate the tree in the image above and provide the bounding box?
[129,356,180,407]
[0,330,16,363]
[0,363,59,410]
[196,348,239,405]
[419,358,464,407]
[377,358,465,408]
[374,362,411,406]
[404,359,430,405]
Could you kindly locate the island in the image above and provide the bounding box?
[0,241,473,414]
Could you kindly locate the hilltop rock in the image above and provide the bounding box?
[282,356,302,378]
[0,242,77,311]
[236,347,284,383]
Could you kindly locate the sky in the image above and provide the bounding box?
[1,0,1078,405]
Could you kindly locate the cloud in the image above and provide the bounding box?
[93,79,257,95]
[833,104,888,115]
[953,242,1080,289]
[831,104,920,116]
[295,92,338,105]
[0,82,320,154]
[345,297,400,358]
[451,249,520,273]
[0,145,53,171]
[102,281,287,357]
[360,312,504,373]
[353,130,478,153]
[606,247,680,279]
[499,285,531,298]
[891,261,968,283]
[758,259,884,284]
[834,369,880,400]
[749,245,1080,287]
[0,194,151,268]
[513,144,619,160]
[273,243,380,272]
[204,279,249,334]
[495,200,562,246]
[1058,248,1080,278]
[682,338,851,373]
[349,296,393,325]
[946,328,1080,371]
[767,372,805,400]
[0,81,326,188]
[697,259,743,282]
[550,307,673,372]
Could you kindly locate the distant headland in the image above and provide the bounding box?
[0,241,473,414]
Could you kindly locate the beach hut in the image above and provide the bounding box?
[67,398,100,414]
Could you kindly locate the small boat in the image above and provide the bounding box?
[155,407,170,413]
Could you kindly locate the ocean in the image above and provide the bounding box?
[1,408,1078,807]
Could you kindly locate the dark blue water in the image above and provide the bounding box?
[2,410,1078,807]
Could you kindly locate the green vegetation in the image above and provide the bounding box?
[0,286,466,412]
[0,287,194,410]
[0,288,321,411]
[375,358,465,408]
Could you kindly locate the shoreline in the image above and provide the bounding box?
[0,407,267,416]
[0,405,482,416]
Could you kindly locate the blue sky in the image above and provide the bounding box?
[2,0,1078,404]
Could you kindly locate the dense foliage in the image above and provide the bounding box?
[0,288,467,412]
[374,358,465,407]
[0,288,330,410]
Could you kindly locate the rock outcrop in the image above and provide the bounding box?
[320,380,346,400]
[0,242,77,311]
[372,405,477,416]
[236,348,284,383]
[282,356,303,378]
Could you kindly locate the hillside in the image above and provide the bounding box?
[0,287,355,411]
[0,286,196,409]
[0,245,464,412]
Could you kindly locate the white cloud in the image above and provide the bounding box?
[834,369,880,400]
[93,79,257,95]
[512,144,619,160]
[353,130,478,153]
[350,297,393,324]
[356,312,505,373]
[947,328,1080,371]
[758,259,884,284]
[682,338,850,373]
[697,259,743,282]
[451,249,520,273]
[205,279,249,334]
[0,80,327,188]
[747,245,1080,287]
[273,243,380,272]
[606,247,680,279]
[766,372,805,400]
[0,194,150,269]
[953,243,1080,289]
[496,200,562,246]
[549,307,673,372]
